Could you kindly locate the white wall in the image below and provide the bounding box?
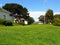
[0,12,14,21]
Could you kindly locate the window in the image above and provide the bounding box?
[3,15,6,19]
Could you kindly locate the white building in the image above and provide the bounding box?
[0,8,14,21]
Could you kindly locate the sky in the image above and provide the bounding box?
[0,0,60,21]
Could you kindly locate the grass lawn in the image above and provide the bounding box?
[0,24,60,45]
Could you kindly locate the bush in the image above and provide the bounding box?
[53,18,60,26]
[18,20,25,25]
[3,20,13,26]
[0,18,13,26]
[0,18,5,25]
[28,17,34,25]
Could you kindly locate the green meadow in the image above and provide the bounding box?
[0,24,60,45]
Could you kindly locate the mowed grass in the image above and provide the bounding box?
[0,24,60,45]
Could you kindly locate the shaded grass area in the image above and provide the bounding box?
[0,24,60,45]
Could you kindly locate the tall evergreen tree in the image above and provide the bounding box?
[45,9,54,24]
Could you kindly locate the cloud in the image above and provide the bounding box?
[54,12,60,15]
[29,11,45,21]
[29,11,60,21]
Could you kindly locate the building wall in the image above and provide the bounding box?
[0,12,14,21]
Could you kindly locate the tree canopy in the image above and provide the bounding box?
[38,15,44,23]
[2,3,29,18]
[2,3,35,25]
[54,14,60,19]
[45,9,54,24]
[3,3,30,20]
[28,17,35,25]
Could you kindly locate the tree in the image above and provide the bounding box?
[28,17,35,25]
[38,15,44,24]
[3,3,23,14]
[54,14,60,19]
[2,3,29,20]
[2,3,34,25]
[53,18,60,26]
[45,9,54,24]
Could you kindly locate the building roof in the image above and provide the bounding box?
[0,8,10,14]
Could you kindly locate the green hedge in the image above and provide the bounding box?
[3,20,13,26]
[0,19,13,26]
[53,18,60,26]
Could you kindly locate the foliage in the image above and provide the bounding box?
[54,14,60,19]
[0,25,60,45]
[0,18,13,26]
[2,3,29,20]
[38,15,44,23]
[18,20,25,25]
[53,18,60,26]
[28,17,35,25]
[3,3,24,14]
[45,9,54,24]
[0,18,5,25]
[3,20,13,26]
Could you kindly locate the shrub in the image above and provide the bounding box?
[28,17,34,25]
[0,18,13,26]
[53,18,60,26]
[18,20,25,25]
[0,18,5,25]
[3,20,13,26]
